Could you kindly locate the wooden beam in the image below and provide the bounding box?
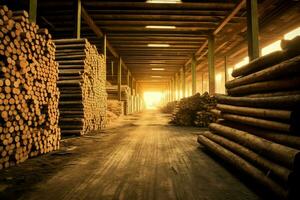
[29,0,37,23]
[74,0,81,38]
[224,56,228,83]
[213,0,246,35]
[182,66,186,98]
[118,57,122,101]
[103,34,107,60]
[208,34,215,94]
[191,55,197,95]
[184,0,245,67]
[81,6,119,58]
[246,0,260,60]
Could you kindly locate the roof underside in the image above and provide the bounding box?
[4,0,300,91]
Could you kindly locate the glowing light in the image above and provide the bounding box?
[216,74,222,82]
[284,27,300,40]
[146,0,181,4]
[151,75,162,78]
[262,40,281,56]
[148,44,170,47]
[151,68,165,71]
[234,57,249,69]
[144,92,163,109]
[146,25,176,29]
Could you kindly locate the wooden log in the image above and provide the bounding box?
[209,123,300,169]
[52,38,87,45]
[245,90,300,98]
[60,130,82,136]
[197,135,288,199]
[216,94,300,109]
[227,55,300,89]
[231,50,300,78]
[217,104,291,121]
[219,120,300,150]
[281,36,300,51]
[227,76,300,96]
[221,113,295,133]
[200,131,292,184]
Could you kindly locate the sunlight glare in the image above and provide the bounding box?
[143,92,163,109]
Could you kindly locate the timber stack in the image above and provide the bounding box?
[0,6,60,169]
[107,99,124,117]
[161,101,177,114]
[106,84,131,115]
[198,36,300,200]
[54,38,107,136]
[170,92,217,126]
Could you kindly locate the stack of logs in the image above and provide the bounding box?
[170,92,217,126]
[161,101,177,114]
[106,84,131,115]
[198,36,300,199]
[0,6,60,169]
[107,99,124,117]
[54,38,107,136]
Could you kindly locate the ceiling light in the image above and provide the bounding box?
[148,44,170,47]
[146,25,176,29]
[151,76,162,78]
[146,0,181,3]
[151,68,165,71]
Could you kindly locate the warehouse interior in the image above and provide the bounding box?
[0,0,300,200]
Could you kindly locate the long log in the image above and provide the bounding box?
[231,50,300,78]
[219,120,300,149]
[209,123,300,169]
[221,113,295,134]
[52,38,87,45]
[197,135,288,199]
[217,104,291,121]
[227,77,300,96]
[60,130,82,136]
[227,55,300,88]
[245,90,300,98]
[281,36,300,51]
[216,94,300,109]
[200,131,291,184]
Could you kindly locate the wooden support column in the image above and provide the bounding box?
[111,61,114,76]
[175,73,179,100]
[182,66,186,98]
[73,0,81,38]
[127,70,130,87]
[103,34,107,60]
[191,55,197,95]
[29,0,37,23]
[171,77,175,101]
[208,34,215,94]
[246,0,260,60]
[224,56,228,82]
[118,57,122,101]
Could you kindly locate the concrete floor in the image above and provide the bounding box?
[0,110,263,200]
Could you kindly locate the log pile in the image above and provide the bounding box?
[161,101,177,114]
[170,92,217,126]
[54,38,107,136]
[0,6,60,169]
[106,85,131,115]
[107,99,124,117]
[198,36,300,200]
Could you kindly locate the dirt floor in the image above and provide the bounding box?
[0,110,264,200]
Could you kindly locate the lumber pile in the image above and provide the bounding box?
[170,92,217,126]
[0,6,60,169]
[107,99,124,117]
[161,101,177,114]
[198,36,300,200]
[54,38,107,136]
[106,85,131,115]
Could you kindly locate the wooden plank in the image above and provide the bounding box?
[118,57,122,101]
[191,55,197,95]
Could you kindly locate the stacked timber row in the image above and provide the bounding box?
[106,84,131,115]
[54,38,107,135]
[0,6,60,169]
[170,92,217,126]
[198,36,300,200]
